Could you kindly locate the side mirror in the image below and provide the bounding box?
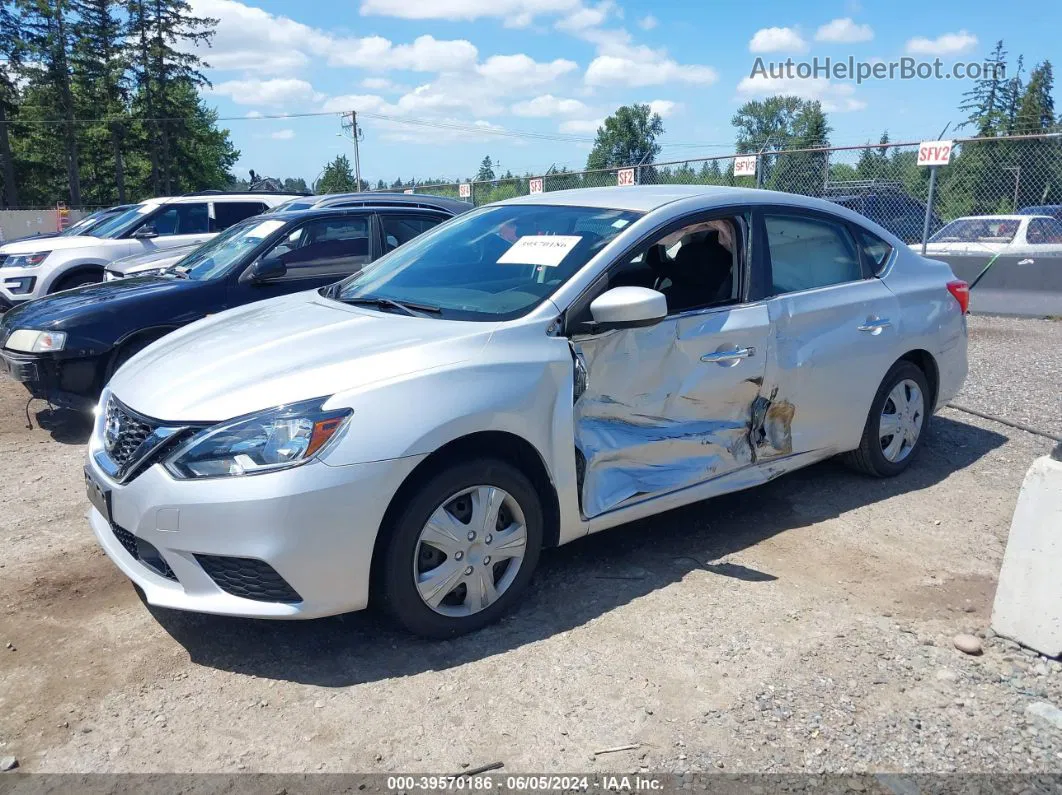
[249,254,287,283]
[132,225,158,239]
[587,286,667,331]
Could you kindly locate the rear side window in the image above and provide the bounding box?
[149,202,210,236]
[855,228,893,274]
[765,214,863,295]
[214,202,268,230]
[381,214,446,252]
[1026,218,1062,245]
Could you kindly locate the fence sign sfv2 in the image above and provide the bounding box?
[917,140,953,167]
[617,168,636,187]
[529,177,544,194]
[403,189,414,194]
[459,183,471,199]
[734,155,757,178]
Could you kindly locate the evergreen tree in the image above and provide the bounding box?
[317,154,356,193]
[586,104,663,170]
[959,40,1010,134]
[770,101,831,196]
[17,0,82,204]
[476,156,495,182]
[0,0,23,206]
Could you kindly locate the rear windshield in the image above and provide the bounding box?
[930,218,1019,244]
[332,204,641,320]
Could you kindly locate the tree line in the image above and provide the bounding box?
[0,0,240,209]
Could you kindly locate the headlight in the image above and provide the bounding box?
[5,252,50,268]
[4,329,67,353]
[165,398,351,479]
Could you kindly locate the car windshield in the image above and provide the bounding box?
[332,204,641,320]
[268,198,316,213]
[930,218,1019,244]
[60,210,110,236]
[90,203,159,238]
[172,216,288,281]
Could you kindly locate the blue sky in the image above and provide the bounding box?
[188,0,1060,186]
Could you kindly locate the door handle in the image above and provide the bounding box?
[858,317,892,334]
[701,346,755,365]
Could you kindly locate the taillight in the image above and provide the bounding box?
[947,280,970,314]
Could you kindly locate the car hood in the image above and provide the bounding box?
[111,244,198,271]
[0,276,202,331]
[109,291,498,421]
[0,235,113,255]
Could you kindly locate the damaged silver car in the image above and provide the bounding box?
[86,185,969,637]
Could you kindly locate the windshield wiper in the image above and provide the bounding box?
[337,295,442,317]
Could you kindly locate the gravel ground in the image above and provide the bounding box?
[1,316,1061,776]
[956,315,1062,439]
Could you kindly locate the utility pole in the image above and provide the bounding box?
[342,111,363,190]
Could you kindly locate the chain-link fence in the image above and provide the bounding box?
[391,132,1062,246]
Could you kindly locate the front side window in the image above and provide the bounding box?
[261,215,371,276]
[175,217,288,281]
[333,205,641,320]
[765,214,863,295]
[145,203,210,236]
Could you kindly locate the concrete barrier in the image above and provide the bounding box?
[936,253,1062,318]
[991,443,1062,657]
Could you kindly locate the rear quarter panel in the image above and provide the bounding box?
[879,247,968,409]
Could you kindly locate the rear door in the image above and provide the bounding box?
[759,207,903,457]
[570,208,772,518]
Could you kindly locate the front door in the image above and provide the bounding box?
[570,211,771,518]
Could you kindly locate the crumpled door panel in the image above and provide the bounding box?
[573,307,772,518]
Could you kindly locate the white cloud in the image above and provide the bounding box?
[511,94,588,117]
[244,110,264,118]
[749,26,808,54]
[556,0,614,32]
[647,99,680,118]
[327,34,479,72]
[736,74,866,112]
[477,54,579,89]
[585,55,718,87]
[209,78,322,106]
[905,30,978,56]
[359,0,580,23]
[638,14,657,31]
[270,129,296,140]
[815,18,873,43]
[559,118,603,134]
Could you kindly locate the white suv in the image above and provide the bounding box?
[0,192,300,308]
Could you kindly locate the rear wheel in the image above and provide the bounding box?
[378,459,543,637]
[842,360,930,477]
[107,333,165,381]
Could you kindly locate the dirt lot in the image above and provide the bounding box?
[1,316,1061,775]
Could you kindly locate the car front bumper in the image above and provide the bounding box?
[85,449,426,619]
[0,348,103,411]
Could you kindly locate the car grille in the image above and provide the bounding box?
[111,523,178,581]
[103,396,159,468]
[196,555,302,603]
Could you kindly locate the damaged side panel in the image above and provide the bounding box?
[572,304,780,518]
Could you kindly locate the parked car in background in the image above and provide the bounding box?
[3,205,137,245]
[0,192,300,309]
[81,185,969,637]
[1017,204,1062,223]
[104,244,201,281]
[823,180,941,243]
[0,202,466,410]
[921,214,1062,257]
[268,191,472,217]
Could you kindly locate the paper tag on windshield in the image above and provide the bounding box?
[497,235,582,267]
[246,219,286,238]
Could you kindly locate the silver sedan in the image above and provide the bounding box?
[85,185,969,637]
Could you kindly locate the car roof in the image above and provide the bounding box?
[138,193,302,206]
[948,214,1031,221]
[289,192,472,213]
[266,205,457,222]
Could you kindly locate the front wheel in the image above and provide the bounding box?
[841,361,931,477]
[378,459,543,638]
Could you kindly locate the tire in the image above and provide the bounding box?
[50,270,102,293]
[378,458,544,638]
[107,333,163,381]
[842,360,931,478]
